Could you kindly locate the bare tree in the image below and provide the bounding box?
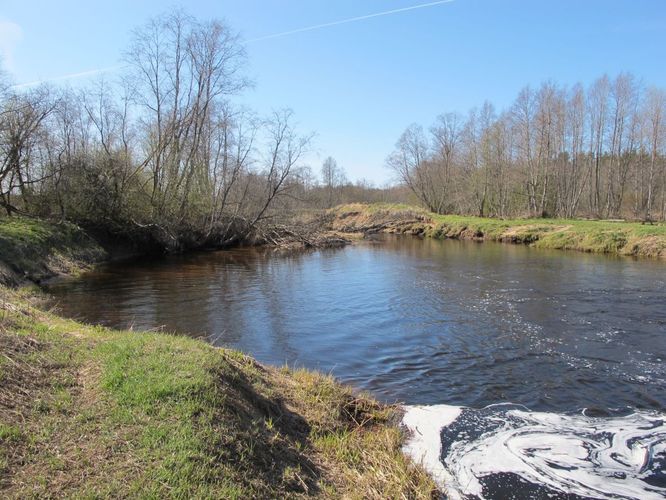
[387,124,443,212]
[249,109,311,227]
[0,87,55,214]
[321,156,347,208]
[124,11,248,224]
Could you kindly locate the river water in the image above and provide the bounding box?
[46,235,666,499]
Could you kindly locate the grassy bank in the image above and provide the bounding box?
[0,217,107,286]
[0,289,434,498]
[0,216,434,498]
[330,203,666,259]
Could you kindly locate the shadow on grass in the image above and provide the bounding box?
[212,357,321,495]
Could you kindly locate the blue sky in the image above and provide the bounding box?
[1,0,665,184]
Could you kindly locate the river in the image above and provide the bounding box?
[46,235,666,499]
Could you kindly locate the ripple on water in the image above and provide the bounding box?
[45,236,666,497]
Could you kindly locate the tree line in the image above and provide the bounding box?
[3,10,664,246]
[0,12,346,248]
[388,74,666,220]
[0,11,406,248]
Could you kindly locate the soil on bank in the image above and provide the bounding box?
[0,217,107,286]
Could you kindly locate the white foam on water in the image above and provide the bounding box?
[402,404,666,499]
[402,405,462,497]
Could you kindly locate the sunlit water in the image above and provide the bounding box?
[46,236,666,498]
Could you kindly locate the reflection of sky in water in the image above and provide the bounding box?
[47,236,666,413]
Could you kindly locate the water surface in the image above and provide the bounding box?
[47,235,666,498]
[47,235,666,412]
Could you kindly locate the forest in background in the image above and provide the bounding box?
[388,74,666,220]
[1,11,665,255]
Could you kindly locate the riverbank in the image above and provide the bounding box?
[0,217,434,498]
[0,217,107,286]
[329,203,666,259]
[0,215,350,287]
[0,289,434,498]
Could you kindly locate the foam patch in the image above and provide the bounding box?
[403,403,666,499]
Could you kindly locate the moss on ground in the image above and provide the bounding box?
[0,288,435,498]
[330,203,666,259]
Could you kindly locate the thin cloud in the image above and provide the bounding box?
[247,0,456,43]
[12,65,122,89]
[0,19,23,73]
[13,1,456,88]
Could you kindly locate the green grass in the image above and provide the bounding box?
[330,203,666,258]
[0,216,106,284]
[0,287,435,498]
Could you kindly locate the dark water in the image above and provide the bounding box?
[46,235,666,413]
[46,235,666,498]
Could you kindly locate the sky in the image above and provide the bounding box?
[1,0,665,184]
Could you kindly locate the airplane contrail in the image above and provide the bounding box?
[12,65,122,89]
[247,0,456,43]
[13,1,455,88]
